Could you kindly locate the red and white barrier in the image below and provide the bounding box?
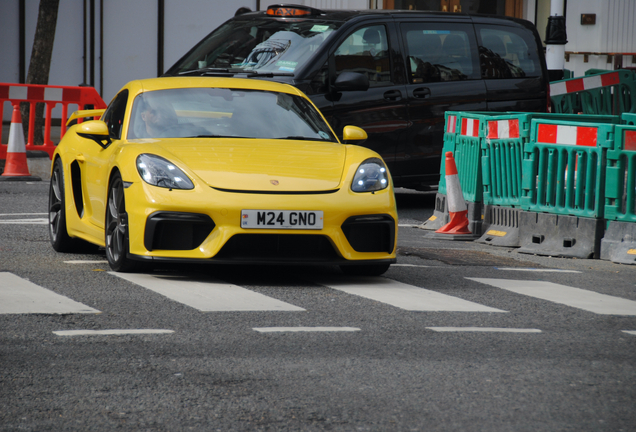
[460,118,480,137]
[487,119,520,139]
[446,114,457,133]
[549,71,620,97]
[0,83,106,160]
[537,124,598,147]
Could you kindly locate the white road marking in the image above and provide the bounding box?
[494,267,581,273]
[64,260,109,264]
[0,212,48,216]
[622,331,636,336]
[0,272,100,314]
[317,276,506,312]
[468,278,636,316]
[110,272,305,312]
[427,327,542,333]
[53,329,174,336]
[0,218,48,224]
[253,327,360,333]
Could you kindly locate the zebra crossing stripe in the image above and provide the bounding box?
[316,276,506,312]
[253,327,360,333]
[0,272,100,314]
[110,272,305,312]
[427,327,541,333]
[467,278,636,316]
[53,329,174,336]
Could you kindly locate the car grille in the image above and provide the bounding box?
[215,234,339,261]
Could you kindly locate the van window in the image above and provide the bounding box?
[478,27,540,78]
[400,24,478,84]
[334,25,392,87]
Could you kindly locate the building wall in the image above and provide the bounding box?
[1,0,634,122]
[563,0,636,77]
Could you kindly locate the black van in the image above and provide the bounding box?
[165,5,549,191]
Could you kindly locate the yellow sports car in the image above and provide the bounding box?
[49,77,397,275]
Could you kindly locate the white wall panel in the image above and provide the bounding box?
[101,0,157,102]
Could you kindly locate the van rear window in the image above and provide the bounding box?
[478,26,542,79]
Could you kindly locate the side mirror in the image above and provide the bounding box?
[342,125,368,145]
[77,120,111,148]
[333,71,369,92]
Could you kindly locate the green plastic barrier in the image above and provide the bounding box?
[438,111,493,203]
[521,119,616,218]
[622,112,636,126]
[604,125,636,223]
[550,69,636,115]
[482,113,620,208]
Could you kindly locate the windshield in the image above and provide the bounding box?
[167,17,340,75]
[128,87,338,142]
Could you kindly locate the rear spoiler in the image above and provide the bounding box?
[66,109,106,126]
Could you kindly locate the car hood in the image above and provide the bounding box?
[156,139,346,192]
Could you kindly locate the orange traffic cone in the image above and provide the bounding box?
[432,152,473,239]
[0,104,41,181]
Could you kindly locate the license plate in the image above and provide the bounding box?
[241,210,323,229]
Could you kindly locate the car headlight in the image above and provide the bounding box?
[136,154,194,190]
[351,158,389,193]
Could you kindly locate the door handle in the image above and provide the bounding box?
[413,88,431,98]
[76,154,85,162]
[383,89,402,101]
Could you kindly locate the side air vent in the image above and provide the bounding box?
[144,212,215,251]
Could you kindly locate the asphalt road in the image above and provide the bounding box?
[1,181,635,432]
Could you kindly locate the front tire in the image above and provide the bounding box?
[105,172,139,272]
[340,263,391,276]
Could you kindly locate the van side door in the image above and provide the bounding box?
[318,21,409,173]
[475,20,548,113]
[395,19,487,190]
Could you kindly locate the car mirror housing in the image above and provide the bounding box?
[77,120,111,148]
[333,72,369,92]
[342,125,368,144]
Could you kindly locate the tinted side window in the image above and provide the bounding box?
[101,90,128,139]
[334,25,392,87]
[478,26,541,79]
[401,23,479,84]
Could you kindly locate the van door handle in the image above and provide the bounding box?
[413,88,431,98]
[383,90,402,101]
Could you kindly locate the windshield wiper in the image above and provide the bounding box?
[189,134,235,138]
[177,67,235,76]
[276,136,310,140]
[176,67,294,78]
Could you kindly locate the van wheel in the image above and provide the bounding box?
[340,263,390,276]
[105,172,139,272]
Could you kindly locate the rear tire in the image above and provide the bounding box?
[340,263,390,276]
[105,172,139,272]
[48,158,98,253]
